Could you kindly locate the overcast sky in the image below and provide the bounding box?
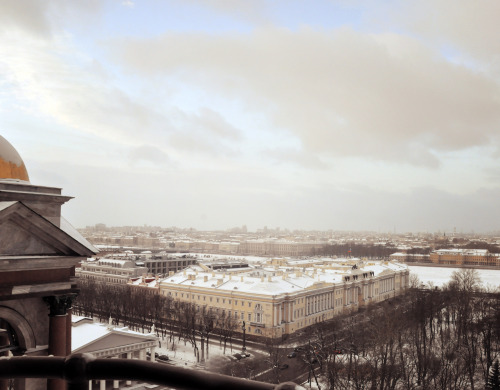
[2,1,500,233]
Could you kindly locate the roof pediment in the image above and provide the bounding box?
[0,201,95,257]
[73,330,157,354]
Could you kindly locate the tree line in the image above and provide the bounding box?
[298,269,500,389]
[73,279,239,362]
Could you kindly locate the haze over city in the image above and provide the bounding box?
[2,1,500,233]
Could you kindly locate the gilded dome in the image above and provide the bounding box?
[0,135,30,182]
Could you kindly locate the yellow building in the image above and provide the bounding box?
[430,249,500,267]
[157,259,409,339]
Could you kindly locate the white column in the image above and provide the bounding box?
[100,380,106,390]
[150,346,156,362]
[88,381,92,390]
[113,357,119,388]
[126,352,132,386]
[139,349,146,361]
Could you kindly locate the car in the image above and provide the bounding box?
[287,352,297,358]
[333,349,343,355]
[242,352,250,357]
[294,346,304,352]
[279,364,289,370]
[157,354,169,361]
[233,353,248,360]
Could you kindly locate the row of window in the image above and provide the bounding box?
[167,291,256,308]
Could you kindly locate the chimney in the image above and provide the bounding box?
[204,275,208,282]
[169,271,174,276]
[268,276,272,282]
[241,276,244,282]
[217,278,223,286]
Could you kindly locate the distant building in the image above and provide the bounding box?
[389,252,431,263]
[430,249,500,267]
[77,252,198,283]
[139,253,198,275]
[77,257,148,284]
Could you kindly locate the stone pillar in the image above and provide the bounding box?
[0,330,9,390]
[44,294,76,390]
[100,380,106,390]
[66,307,73,356]
[150,346,156,362]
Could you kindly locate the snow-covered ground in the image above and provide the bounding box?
[153,335,247,369]
[408,265,500,289]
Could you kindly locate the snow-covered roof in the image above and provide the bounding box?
[72,315,156,352]
[159,260,408,296]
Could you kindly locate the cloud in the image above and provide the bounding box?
[111,26,500,167]
[264,148,329,170]
[374,0,500,74]
[0,0,102,38]
[129,145,170,165]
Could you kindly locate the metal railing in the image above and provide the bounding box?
[0,353,300,390]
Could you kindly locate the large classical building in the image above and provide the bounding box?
[0,136,97,390]
[151,258,409,339]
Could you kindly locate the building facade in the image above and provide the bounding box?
[430,249,500,267]
[77,253,198,283]
[155,259,409,339]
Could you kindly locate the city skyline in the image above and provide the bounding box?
[2,1,500,232]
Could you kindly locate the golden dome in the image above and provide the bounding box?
[0,135,30,182]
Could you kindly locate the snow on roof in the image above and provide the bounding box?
[160,260,407,296]
[71,315,156,352]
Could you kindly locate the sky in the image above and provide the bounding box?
[1,0,500,233]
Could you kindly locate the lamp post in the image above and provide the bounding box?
[242,321,246,352]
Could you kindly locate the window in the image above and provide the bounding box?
[254,304,263,323]
[248,313,251,321]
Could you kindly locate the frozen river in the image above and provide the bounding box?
[408,265,500,289]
